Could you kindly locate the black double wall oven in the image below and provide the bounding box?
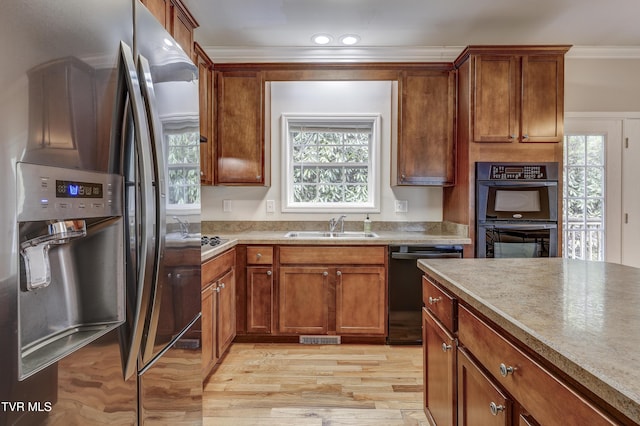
[476,162,559,258]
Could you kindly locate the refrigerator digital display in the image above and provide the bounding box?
[56,180,103,198]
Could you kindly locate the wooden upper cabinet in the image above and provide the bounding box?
[521,54,565,143]
[215,70,267,185]
[473,55,519,143]
[395,69,456,185]
[471,50,566,144]
[194,43,214,184]
[140,0,198,58]
[141,0,169,27]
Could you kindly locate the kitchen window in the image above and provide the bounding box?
[165,121,201,210]
[281,114,381,212]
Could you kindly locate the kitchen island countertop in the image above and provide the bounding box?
[417,257,640,424]
[201,230,470,263]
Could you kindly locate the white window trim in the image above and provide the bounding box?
[281,113,381,213]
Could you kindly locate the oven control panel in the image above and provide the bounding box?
[489,165,547,180]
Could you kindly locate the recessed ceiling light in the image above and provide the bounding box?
[311,34,333,45]
[339,34,360,46]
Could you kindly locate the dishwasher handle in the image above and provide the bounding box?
[391,252,462,260]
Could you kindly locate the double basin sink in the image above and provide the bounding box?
[284,231,379,239]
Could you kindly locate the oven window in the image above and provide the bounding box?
[494,190,541,212]
[485,228,553,258]
[486,186,551,220]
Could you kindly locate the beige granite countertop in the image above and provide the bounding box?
[417,257,640,424]
[201,230,471,263]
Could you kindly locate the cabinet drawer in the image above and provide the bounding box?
[246,246,273,265]
[279,246,385,265]
[458,305,617,426]
[202,248,235,288]
[423,276,456,332]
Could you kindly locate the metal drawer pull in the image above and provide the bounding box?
[336,271,342,276]
[219,283,225,289]
[266,270,272,276]
[428,296,442,305]
[490,402,505,416]
[215,286,221,293]
[256,253,262,259]
[441,343,452,352]
[323,271,329,277]
[499,363,515,377]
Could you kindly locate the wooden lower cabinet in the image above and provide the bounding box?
[216,268,236,358]
[246,266,274,334]
[457,347,511,426]
[423,308,456,426]
[201,249,236,378]
[201,285,217,375]
[279,266,329,334]
[336,266,386,335]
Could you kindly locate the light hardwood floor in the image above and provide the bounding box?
[203,343,427,425]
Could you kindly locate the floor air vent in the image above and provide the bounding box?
[299,335,341,345]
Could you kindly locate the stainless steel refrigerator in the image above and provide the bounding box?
[0,1,202,424]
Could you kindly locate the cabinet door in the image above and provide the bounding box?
[216,268,236,358]
[521,55,564,143]
[194,43,213,184]
[397,69,456,185]
[141,0,169,27]
[201,285,217,376]
[335,266,386,335]
[279,267,329,334]
[473,55,519,143]
[423,308,456,426]
[216,71,265,185]
[169,0,195,58]
[246,267,274,334]
[458,348,511,426]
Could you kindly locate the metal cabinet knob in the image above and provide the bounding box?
[323,271,329,277]
[266,270,272,276]
[428,296,442,305]
[336,271,342,276]
[522,134,529,139]
[509,134,516,139]
[441,343,452,352]
[489,402,505,416]
[219,283,225,289]
[256,175,261,180]
[215,286,221,293]
[256,253,262,259]
[499,363,515,377]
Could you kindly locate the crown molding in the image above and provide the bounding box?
[203,46,465,63]
[202,45,640,63]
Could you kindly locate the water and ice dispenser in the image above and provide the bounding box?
[16,162,124,380]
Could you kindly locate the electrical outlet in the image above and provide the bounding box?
[223,199,232,212]
[395,200,408,213]
[266,200,275,213]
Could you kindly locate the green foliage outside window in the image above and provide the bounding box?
[289,124,371,204]
[167,130,200,206]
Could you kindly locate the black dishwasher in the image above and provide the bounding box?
[387,245,462,344]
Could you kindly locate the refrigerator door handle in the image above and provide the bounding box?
[116,41,157,380]
[136,54,168,362]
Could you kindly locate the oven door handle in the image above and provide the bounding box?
[479,181,557,187]
[391,252,462,260]
[482,223,557,230]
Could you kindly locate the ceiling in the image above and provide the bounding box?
[182,0,640,62]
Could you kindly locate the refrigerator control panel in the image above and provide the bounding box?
[16,162,123,221]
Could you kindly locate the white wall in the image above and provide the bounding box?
[201,80,443,222]
[565,57,640,112]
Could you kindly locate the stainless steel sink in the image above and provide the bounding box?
[284,231,379,238]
